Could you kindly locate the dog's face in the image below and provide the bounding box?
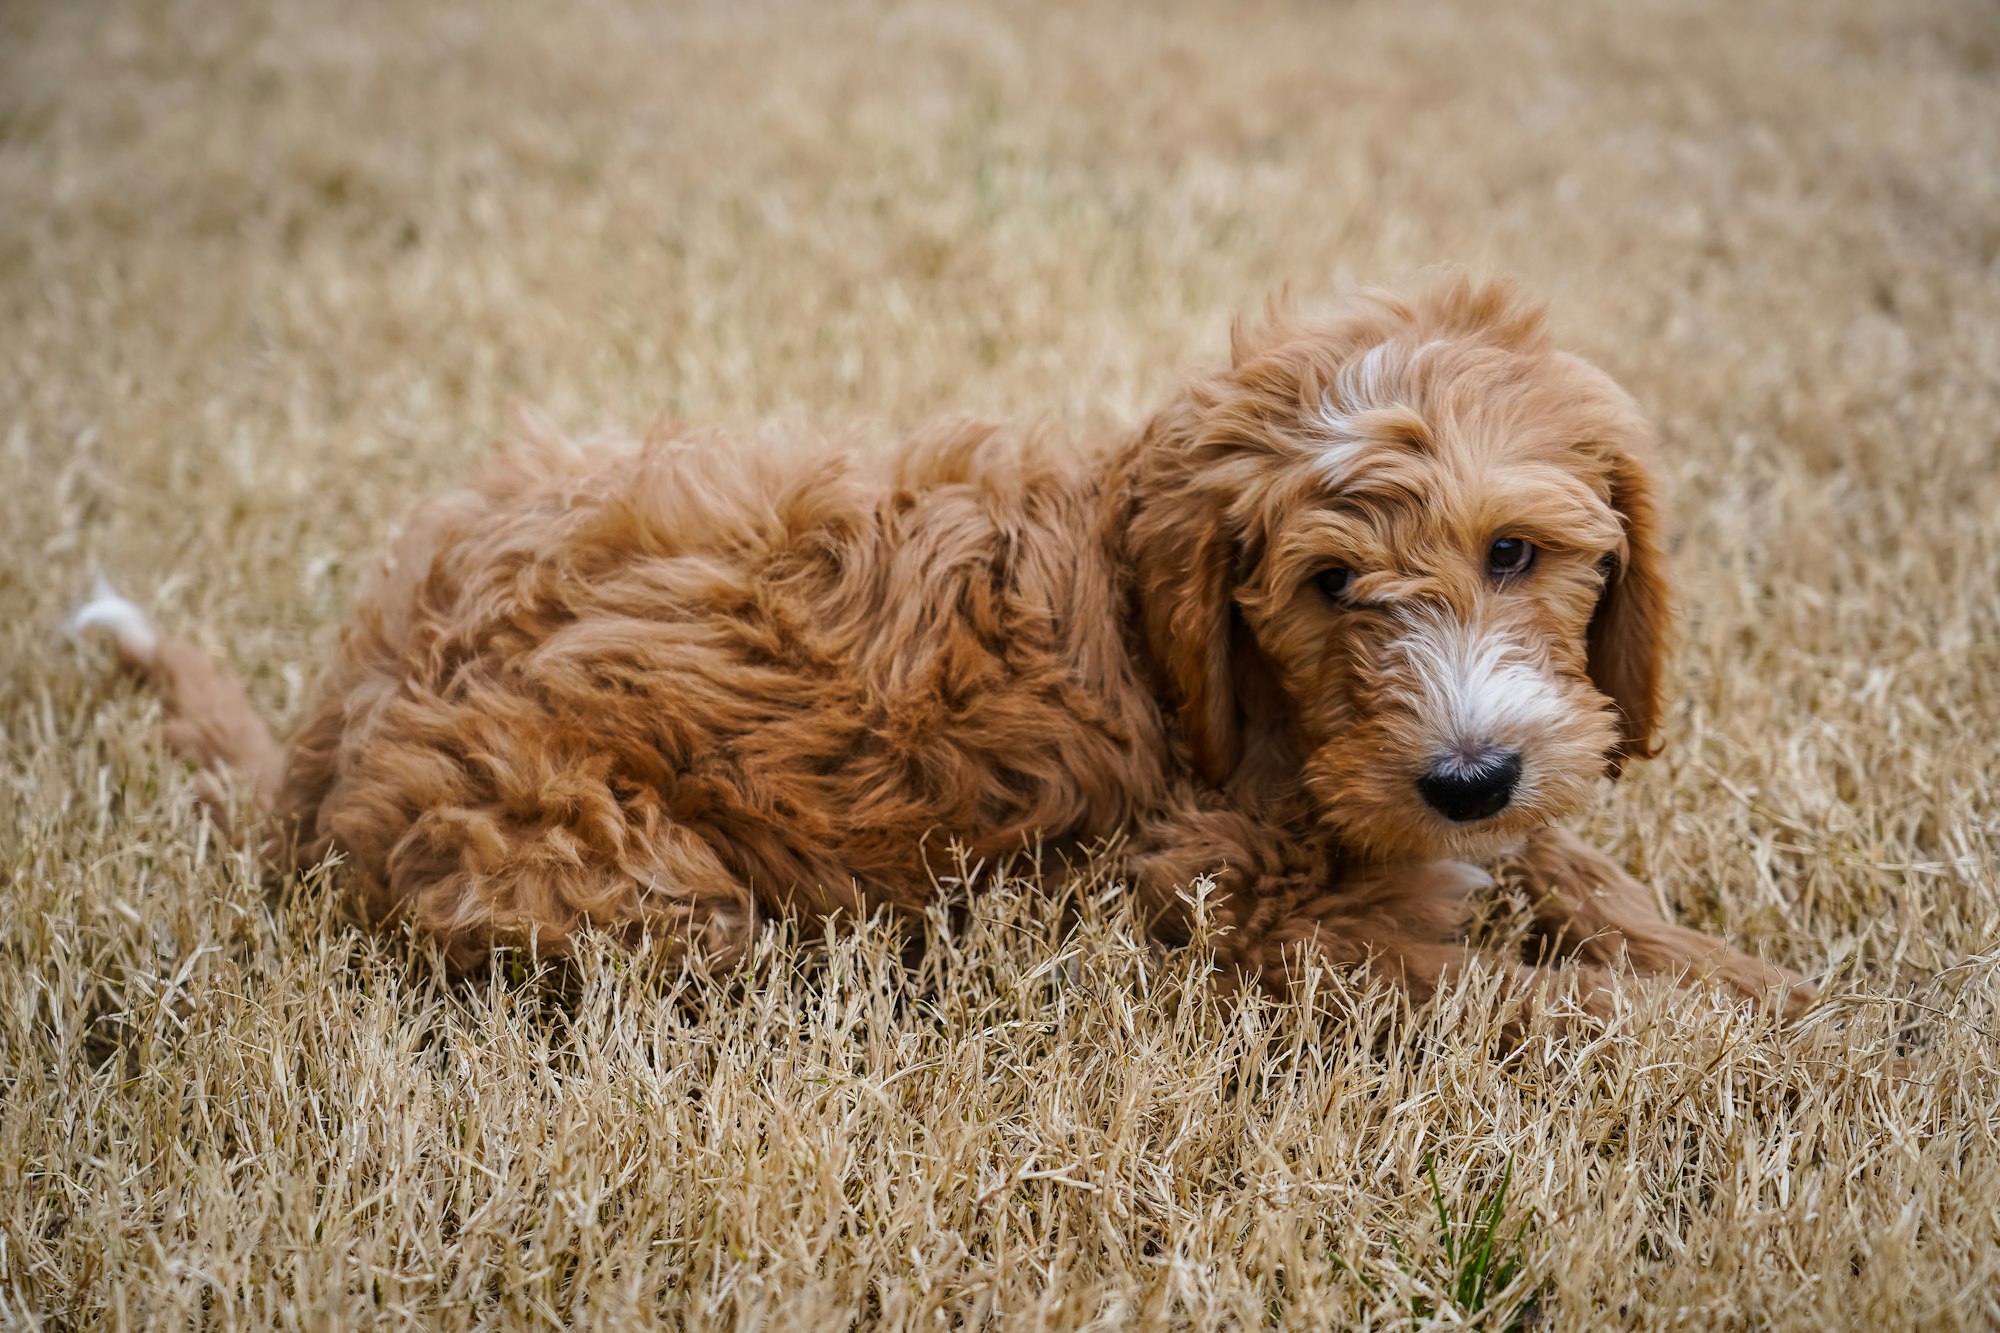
[1129,276,1668,860]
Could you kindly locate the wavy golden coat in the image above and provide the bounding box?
[82,276,1810,1020]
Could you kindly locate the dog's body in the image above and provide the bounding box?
[284,419,1182,970]
[79,276,1812,1019]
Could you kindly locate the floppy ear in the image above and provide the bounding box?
[1588,444,1672,776]
[1124,418,1243,787]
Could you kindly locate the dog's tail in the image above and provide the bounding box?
[71,579,285,819]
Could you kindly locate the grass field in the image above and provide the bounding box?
[5,0,2000,1327]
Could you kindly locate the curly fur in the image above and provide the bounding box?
[80,274,1812,1020]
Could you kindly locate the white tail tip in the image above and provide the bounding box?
[70,577,161,669]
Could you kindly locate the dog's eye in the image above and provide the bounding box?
[1487,537,1535,578]
[1315,566,1355,602]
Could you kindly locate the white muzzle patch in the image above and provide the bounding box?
[1390,609,1564,755]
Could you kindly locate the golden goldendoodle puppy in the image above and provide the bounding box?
[77,274,1812,1021]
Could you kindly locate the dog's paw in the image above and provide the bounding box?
[1700,947,1818,1024]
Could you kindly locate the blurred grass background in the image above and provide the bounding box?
[3,0,1998,1327]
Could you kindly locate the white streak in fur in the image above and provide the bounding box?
[1390,608,1564,747]
[1345,341,1393,407]
[1312,400,1371,479]
[69,578,159,667]
[1314,342,1398,482]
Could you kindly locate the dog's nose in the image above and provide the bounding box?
[1416,749,1522,823]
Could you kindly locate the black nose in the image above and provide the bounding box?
[1416,750,1523,823]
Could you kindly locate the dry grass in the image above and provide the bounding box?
[5,0,2000,1327]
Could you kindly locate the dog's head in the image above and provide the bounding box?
[1126,274,1669,860]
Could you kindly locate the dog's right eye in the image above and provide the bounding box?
[1315,567,1355,602]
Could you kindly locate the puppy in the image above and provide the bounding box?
[76,274,1813,1022]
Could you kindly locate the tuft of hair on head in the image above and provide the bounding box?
[1403,267,1551,352]
[1230,286,1301,369]
[69,577,161,672]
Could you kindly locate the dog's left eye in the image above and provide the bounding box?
[1487,537,1535,578]
[1315,566,1356,602]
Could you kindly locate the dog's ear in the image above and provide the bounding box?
[1587,440,1671,777]
[1125,409,1243,787]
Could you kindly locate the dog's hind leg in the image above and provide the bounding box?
[71,581,284,825]
[353,792,760,976]
[1509,825,1815,1021]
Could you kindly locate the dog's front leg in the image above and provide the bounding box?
[1123,801,1617,1032]
[1228,858,1630,1035]
[1509,825,1816,1021]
